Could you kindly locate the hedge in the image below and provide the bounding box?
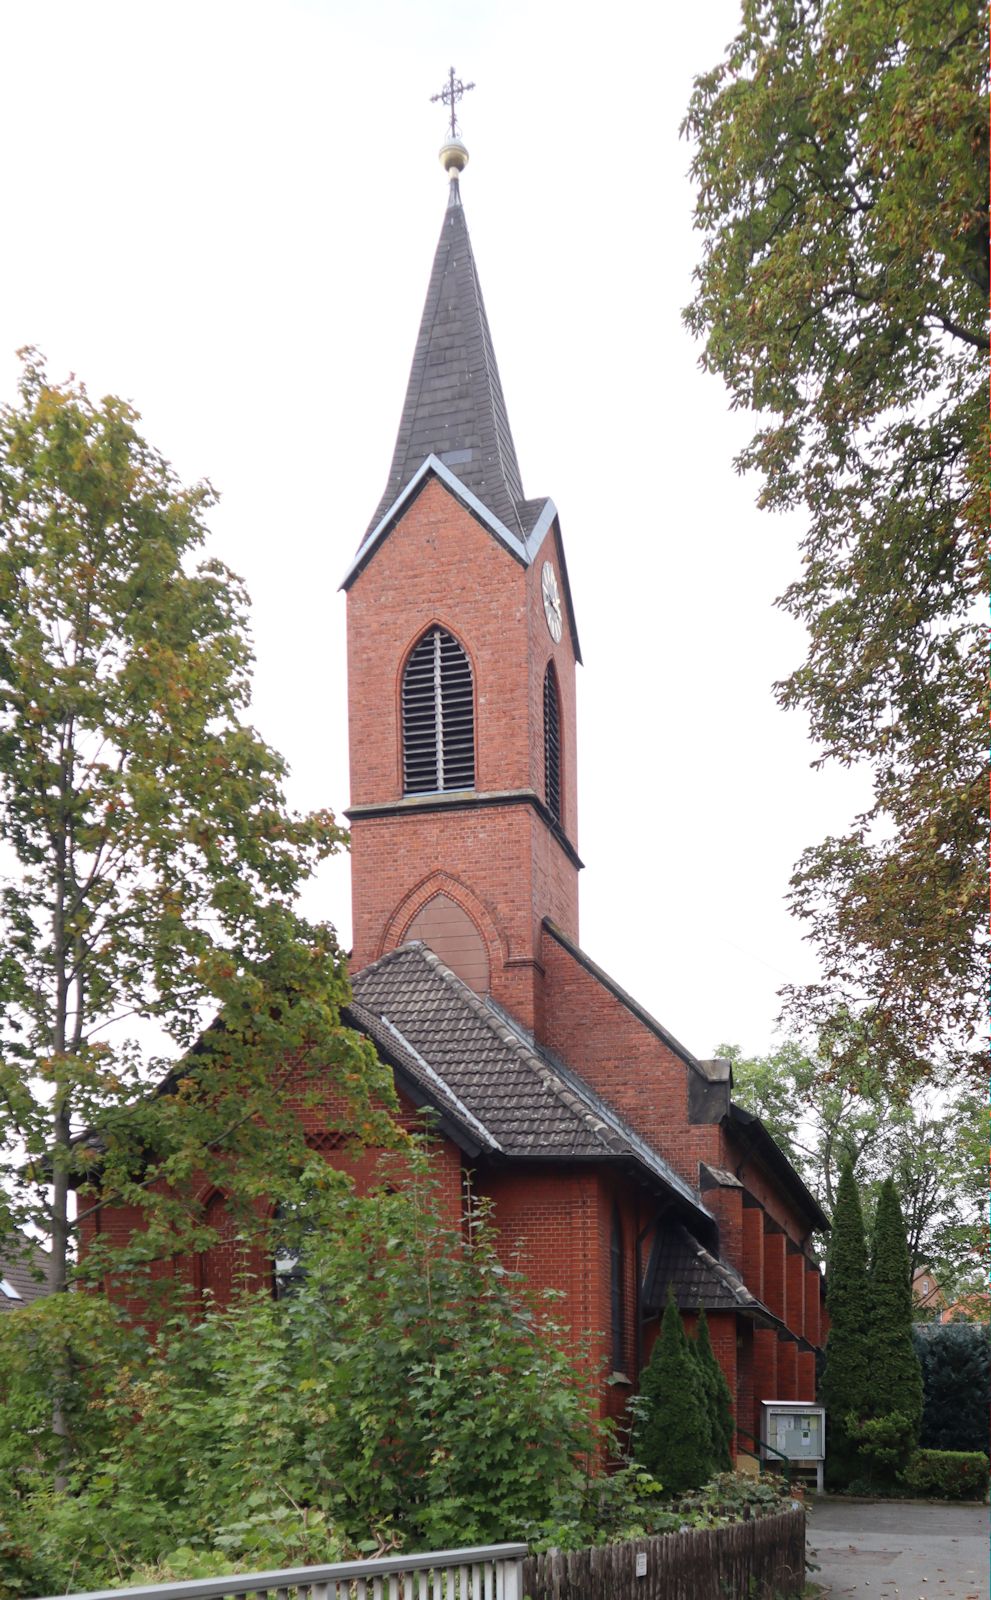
[901,1449,989,1501]
[912,1322,991,1454]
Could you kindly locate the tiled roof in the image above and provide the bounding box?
[643,1222,783,1330]
[727,1104,830,1232]
[347,942,709,1221]
[0,1239,49,1311]
[363,180,528,543]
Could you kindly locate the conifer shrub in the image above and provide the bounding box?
[692,1308,734,1471]
[636,1288,714,1494]
[821,1160,871,1487]
[858,1179,924,1484]
[913,1322,991,1453]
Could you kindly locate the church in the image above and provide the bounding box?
[83,121,827,1454]
[330,128,826,1446]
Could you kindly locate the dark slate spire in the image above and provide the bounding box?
[363,174,527,541]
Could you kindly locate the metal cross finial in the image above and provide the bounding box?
[431,66,474,139]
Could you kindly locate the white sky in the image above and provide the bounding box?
[0,0,873,1062]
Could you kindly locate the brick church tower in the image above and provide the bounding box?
[342,145,582,1037]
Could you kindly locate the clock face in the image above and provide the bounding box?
[541,562,563,643]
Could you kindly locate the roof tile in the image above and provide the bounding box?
[349,942,706,1218]
[363,181,529,542]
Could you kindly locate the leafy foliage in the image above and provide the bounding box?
[637,1290,714,1494]
[820,1161,870,1486]
[670,1471,795,1525]
[0,1179,616,1596]
[692,1308,735,1472]
[848,1411,918,1481]
[900,1448,990,1501]
[0,350,394,1300]
[685,0,989,1088]
[913,1320,991,1453]
[721,1034,985,1291]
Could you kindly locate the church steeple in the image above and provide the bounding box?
[362,166,528,542]
[344,101,582,1035]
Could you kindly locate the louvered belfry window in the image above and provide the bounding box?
[402,627,475,795]
[543,660,562,822]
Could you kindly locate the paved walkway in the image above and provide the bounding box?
[808,1496,989,1599]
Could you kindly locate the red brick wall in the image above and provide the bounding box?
[525,522,579,848]
[805,1264,822,1347]
[752,1328,778,1437]
[539,934,725,1185]
[736,1321,753,1459]
[723,1130,813,1245]
[480,1164,642,1425]
[777,1338,798,1401]
[351,805,577,1029]
[347,478,581,1030]
[763,1227,786,1322]
[742,1202,765,1301]
[796,1349,817,1401]
[707,1310,739,1459]
[786,1243,807,1341]
[703,1184,743,1276]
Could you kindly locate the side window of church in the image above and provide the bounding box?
[271,1205,308,1300]
[611,1204,625,1373]
[402,627,475,795]
[544,660,562,821]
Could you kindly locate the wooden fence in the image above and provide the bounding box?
[522,1508,806,1600]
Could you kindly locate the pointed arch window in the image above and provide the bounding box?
[543,660,562,822]
[402,627,475,795]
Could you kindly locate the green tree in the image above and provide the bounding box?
[0,1178,612,1595]
[720,1035,985,1291]
[692,1307,734,1471]
[855,1178,924,1484]
[637,1289,714,1494]
[685,0,989,1090]
[820,1160,870,1486]
[0,350,393,1305]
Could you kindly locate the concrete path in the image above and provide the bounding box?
[807,1496,989,1599]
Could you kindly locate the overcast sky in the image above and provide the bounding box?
[0,0,872,1062]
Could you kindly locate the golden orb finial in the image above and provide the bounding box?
[439,139,469,178]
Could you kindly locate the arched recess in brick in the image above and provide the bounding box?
[405,892,490,992]
[194,1186,268,1300]
[385,871,504,993]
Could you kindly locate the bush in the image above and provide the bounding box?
[913,1322,991,1453]
[0,1178,610,1595]
[692,1308,734,1472]
[821,1162,870,1486]
[848,1411,918,1475]
[637,1290,714,1494]
[900,1450,989,1501]
[862,1181,922,1485]
[672,1471,794,1525]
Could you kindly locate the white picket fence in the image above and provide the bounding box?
[34,1544,528,1600]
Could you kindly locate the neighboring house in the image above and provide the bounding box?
[940,1292,990,1324]
[913,1267,988,1325]
[79,141,829,1449]
[0,1238,50,1311]
[913,1266,947,1317]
